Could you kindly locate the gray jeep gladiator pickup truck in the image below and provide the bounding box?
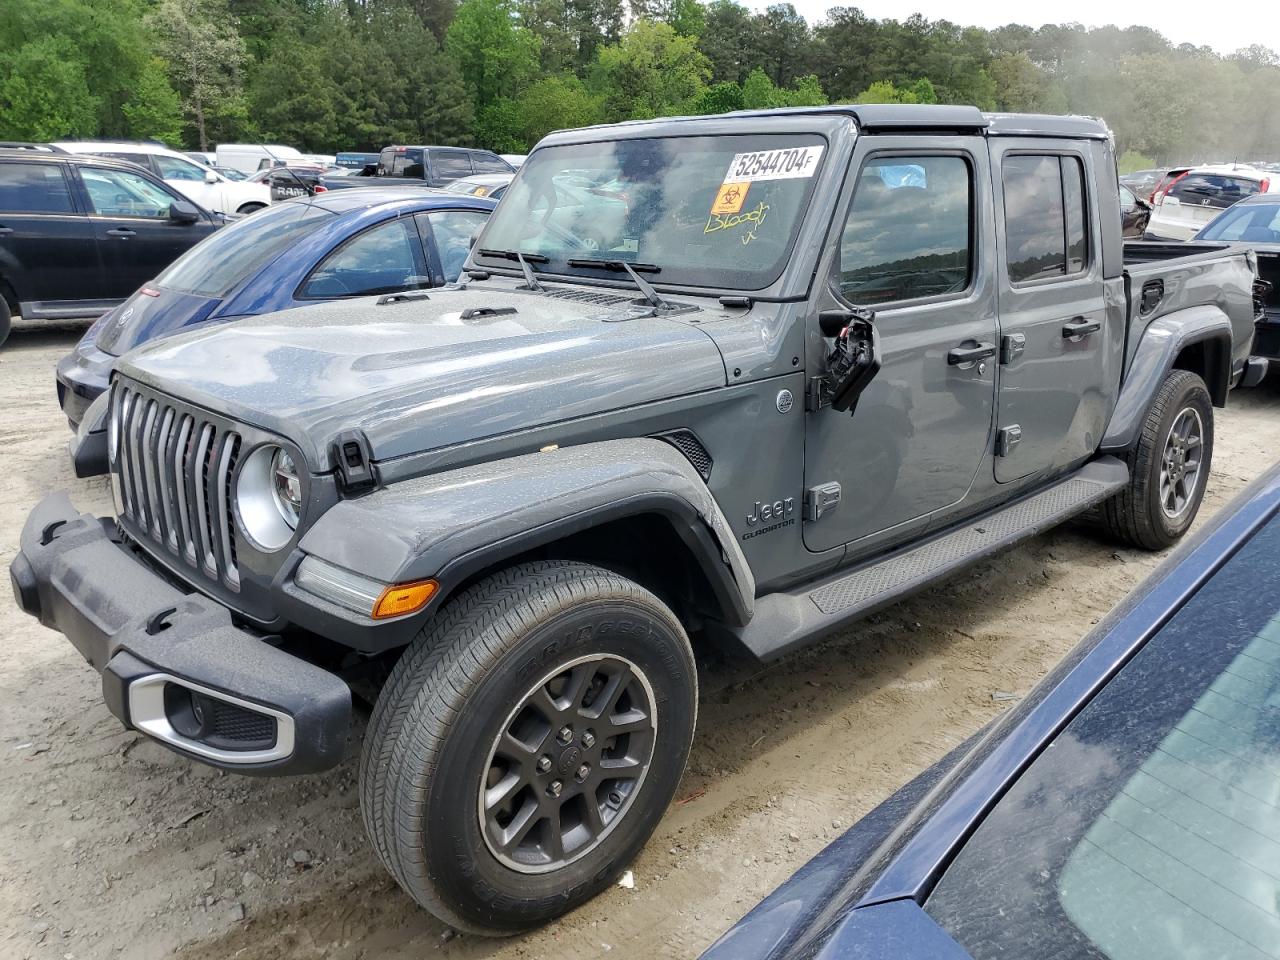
[10,105,1265,935]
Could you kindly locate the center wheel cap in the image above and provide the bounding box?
[557,745,584,776]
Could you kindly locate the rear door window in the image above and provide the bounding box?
[926,516,1280,960]
[391,149,425,178]
[431,151,474,179]
[1002,154,1089,283]
[0,161,75,213]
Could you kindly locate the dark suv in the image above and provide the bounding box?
[0,146,221,347]
[321,145,514,190]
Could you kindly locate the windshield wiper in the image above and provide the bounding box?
[566,259,671,309]
[477,248,547,291]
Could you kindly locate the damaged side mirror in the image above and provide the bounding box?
[819,306,880,413]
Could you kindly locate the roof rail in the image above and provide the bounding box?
[0,142,68,153]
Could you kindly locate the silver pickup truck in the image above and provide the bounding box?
[11,105,1265,935]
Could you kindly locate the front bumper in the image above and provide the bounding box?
[9,492,351,774]
[55,339,112,431]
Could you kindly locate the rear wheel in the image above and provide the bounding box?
[0,296,10,348]
[360,560,696,935]
[236,202,266,215]
[1101,369,1213,550]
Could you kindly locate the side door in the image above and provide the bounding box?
[295,216,432,300]
[989,143,1108,483]
[0,160,104,309]
[77,165,215,297]
[427,150,475,187]
[415,208,491,284]
[803,141,999,553]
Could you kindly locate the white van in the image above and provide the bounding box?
[215,144,306,176]
[54,141,272,216]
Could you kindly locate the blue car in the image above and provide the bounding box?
[56,188,494,428]
[705,463,1280,960]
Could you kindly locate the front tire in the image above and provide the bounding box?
[1101,369,1213,550]
[0,296,11,348]
[236,202,266,215]
[360,560,696,935]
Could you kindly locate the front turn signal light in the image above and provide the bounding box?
[372,579,439,619]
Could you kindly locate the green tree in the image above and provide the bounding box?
[446,0,540,110]
[478,73,601,150]
[148,0,249,150]
[697,0,762,85]
[0,37,98,140]
[122,58,185,143]
[741,67,781,108]
[690,81,745,114]
[592,20,710,121]
[782,74,827,106]
[854,79,936,104]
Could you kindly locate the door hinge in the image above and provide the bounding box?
[1000,333,1025,364]
[995,424,1023,457]
[804,482,842,522]
[806,376,832,412]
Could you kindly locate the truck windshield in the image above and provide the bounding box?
[475,134,828,290]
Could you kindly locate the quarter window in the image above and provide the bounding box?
[421,209,490,282]
[300,219,426,299]
[1003,154,1089,283]
[0,162,74,213]
[472,153,511,174]
[390,150,425,179]
[838,155,973,306]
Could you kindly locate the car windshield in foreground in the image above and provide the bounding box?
[474,134,828,290]
[1198,201,1280,243]
[155,201,334,298]
[926,514,1280,959]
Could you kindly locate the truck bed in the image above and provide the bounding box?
[1120,240,1258,383]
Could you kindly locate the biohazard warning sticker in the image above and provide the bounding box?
[723,145,825,184]
[710,181,749,215]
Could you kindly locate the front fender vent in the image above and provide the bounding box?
[653,429,712,480]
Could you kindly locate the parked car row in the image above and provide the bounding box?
[0,146,222,344]
[8,106,1269,949]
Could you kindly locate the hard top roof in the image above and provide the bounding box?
[549,104,1111,141]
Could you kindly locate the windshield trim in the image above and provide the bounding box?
[470,130,832,295]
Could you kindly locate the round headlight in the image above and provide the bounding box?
[237,444,303,551]
[270,448,301,529]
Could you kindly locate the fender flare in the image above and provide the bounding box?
[1100,305,1233,453]
[297,438,756,627]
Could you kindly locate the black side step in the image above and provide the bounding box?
[726,456,1130,662]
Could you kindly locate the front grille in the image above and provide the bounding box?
[112,382,242,591]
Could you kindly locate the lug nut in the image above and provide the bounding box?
[576,763,591,781]
[581,731,596,748]
[547,780,563,798]
[557,726,573,745]
[536,755,552,774]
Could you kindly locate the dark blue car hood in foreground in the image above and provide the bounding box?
[95,286,222,356]
[702,463,1280,960]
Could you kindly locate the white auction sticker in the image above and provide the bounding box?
[723,145,825,183]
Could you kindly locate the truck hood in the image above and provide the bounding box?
[117,286,727,468]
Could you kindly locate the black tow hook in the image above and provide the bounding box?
[146,607,178,636]
[39,519,67,546]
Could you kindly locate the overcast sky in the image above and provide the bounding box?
[776,0,1272,56]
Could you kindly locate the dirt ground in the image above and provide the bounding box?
[2,316,1279,960]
